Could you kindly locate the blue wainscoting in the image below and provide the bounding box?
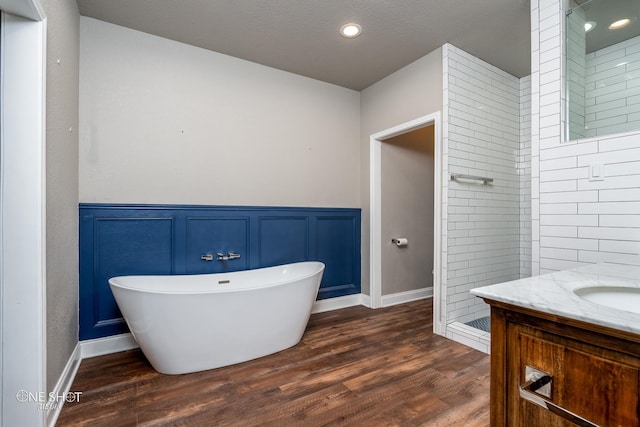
[79,204,361,340]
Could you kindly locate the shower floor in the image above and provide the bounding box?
[446,317,491,354]
[464,316,490,333]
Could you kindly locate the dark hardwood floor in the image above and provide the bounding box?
[57,299,489,426]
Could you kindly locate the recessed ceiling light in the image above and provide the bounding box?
[609,18,631,30]
[340,23,362,38]
[584,21,596,32]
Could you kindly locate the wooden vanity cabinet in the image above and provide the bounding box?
[485,299,640,427]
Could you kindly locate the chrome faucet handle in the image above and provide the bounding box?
[216,252,241,261]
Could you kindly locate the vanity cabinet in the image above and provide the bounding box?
[485,300,640,427]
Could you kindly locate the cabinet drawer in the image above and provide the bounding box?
[507,324,640,427]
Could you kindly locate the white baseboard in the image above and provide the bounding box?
[80,333,139,359]
[311,288,430,313]
[312,293,368,313]
[360,293,371,308]
[46,343,82,427]
[381,287,433,307]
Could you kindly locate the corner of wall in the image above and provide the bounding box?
[42,0,81,392]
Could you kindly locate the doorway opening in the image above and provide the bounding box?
[369,112,445,335]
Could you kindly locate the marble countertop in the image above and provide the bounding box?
[470,255,640,336]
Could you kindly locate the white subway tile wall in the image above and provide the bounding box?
[443,44,523,326]
[520,76,532,278]
[531,0,543,276]
[584,35,640,137]
[532,0,640,275]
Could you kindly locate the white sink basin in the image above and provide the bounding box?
[574,286,640,315]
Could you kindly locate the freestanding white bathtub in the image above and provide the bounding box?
[109,261,324,375]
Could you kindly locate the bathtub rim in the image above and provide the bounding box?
[108,261,325,295]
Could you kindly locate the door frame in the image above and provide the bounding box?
[0,2,47,426]
[369,112,445,335]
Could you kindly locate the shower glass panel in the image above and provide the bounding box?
[565,0,640,141]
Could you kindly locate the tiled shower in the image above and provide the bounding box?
[444,0,640,354]
[442,44,532,351]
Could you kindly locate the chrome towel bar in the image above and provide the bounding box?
[450,174,493,184]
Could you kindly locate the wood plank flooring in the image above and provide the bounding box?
[57,299,489,426]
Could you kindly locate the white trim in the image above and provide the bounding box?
[381,288,433,308]
[311,293,369,313]
[0,0,45,21]
[439,45,451,338]
[0,10,47,427]
[369,138,383,309]
[359,293,371,308]
[432,113,444,337]
[80,333,139,359]
[369,113,444,332]
[45,344,82,427]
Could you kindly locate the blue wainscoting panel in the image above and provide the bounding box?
[79,204,361,340]
[80,217,175,339]
[315,216,359,299]
[186,217,250,274]
[258,216,308,267]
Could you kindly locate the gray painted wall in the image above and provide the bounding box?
[381,126,434,295]
[40,0,80,391]
[79,18,361,208]
[360,48,443,295]
[77,19,447,348]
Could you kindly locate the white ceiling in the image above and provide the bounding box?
[76,0,532,91]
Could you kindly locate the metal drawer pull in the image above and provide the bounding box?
[519,366,600,427]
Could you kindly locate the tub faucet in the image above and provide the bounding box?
[217,252,241,261]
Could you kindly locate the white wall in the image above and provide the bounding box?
[79,18,360,208]
[531,0,640,275]
[360,48,443,296]
[381,126,434,295]
[443,44,522,325]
